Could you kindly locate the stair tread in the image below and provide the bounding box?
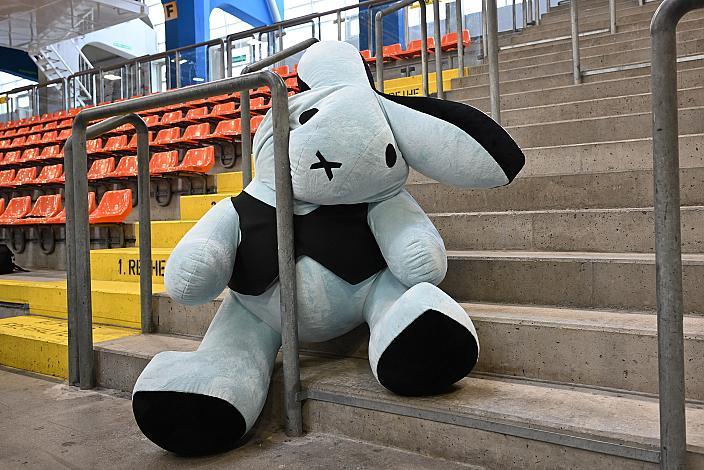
[429,205,704,216]
[446,250,704,263]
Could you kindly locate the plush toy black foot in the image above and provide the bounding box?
[376,309,479,396]
[132,391,247,456]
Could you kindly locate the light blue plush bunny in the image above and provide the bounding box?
[132,41,524,456]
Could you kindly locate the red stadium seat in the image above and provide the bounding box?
[57,129,72,141]
[89,189,132,224]
[39,145,62,161]
[143,115,160,128]
[251,115,265,134]
[9,136,26,149]
[57,119,72,129]
[179,123,212,146]
[40,131,59,145]
[398,39,435,59]
[109,156,138,178]
[86,138,103,154]
[101,135,130,156]
[178,147,215,173]
[161,110,184,127]
[250,97,271,114]
[205,102,239,122]
[13,167,38,186]
[20,148,40,163]
[16,127,31,136]
[183,106,209,124]
[2,151,22,166]
[16,194,63,224]
[273,65,289,77]
[441,30,471,51]
[33,164,64,185]
[87,157,115,180]
[29,125,44,134]
[0,170,16,187]
[206,118,240,143]
[152,127,181,150]
[43,192,96,224]
[149,151,179,175]
[382,43,403,61]
[3,129,17,138]
[0,196,32,224]
[0,140,10,150]
[43,121,57,131]
[360,50,376,63]
[285,77,299,93]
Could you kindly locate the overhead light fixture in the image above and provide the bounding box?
[192,77,205,82]
[103,73,122,81]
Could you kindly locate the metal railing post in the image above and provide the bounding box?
[482,0,488,59]
[337,11,343,40]
[375,0,429,96]
[513,0,518,31]
[651,1,704,468]
[610,0,617,33]
[570,0,582,84]
[456,0,465,77]
[535,0,541,25]
[523,0,528,29]
[486,0,501,123]
[175,51,181,89]
[432,0,444,98]
[527,0,534,23]
[65,71,300,434]
[240,38,319,187]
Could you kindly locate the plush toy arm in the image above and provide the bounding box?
[164,198,240,305]
[367,190,447,287]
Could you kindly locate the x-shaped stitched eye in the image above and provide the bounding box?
[310,151,342,181]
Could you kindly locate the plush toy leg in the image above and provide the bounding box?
[132,292,281,455]
[364,269,479,396]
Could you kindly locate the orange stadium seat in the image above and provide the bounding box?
[100,135,130,156]
[87,157,115,180]
[178,146,215,173]
[382,43,403,61]
[0,196,32,224]
[20,148,40,163]
[57,119,72,129]
[204,118,240,143]
[2,151,22,166]
[0,169,16,187]
[9,136,26,149]
[273,65,289,77]
[160,110,184,127]
[251,115,265,134]
[57,129,72,142]
[110,156,138,178]
[360,50,376,63]
[149,151,179,175]
[441,30,471,51]
[250,97,271,114]
[40,131,59,145]
[33,164,64,185]
[89,189,132,224]
[86,138,103,154]
[43,121,57,131]
[183,106,209,124]
[204,102,239,122]
[398,38,435,59]
[43,192,97,224]
[39,145,62,161]
[179,123,212,146]
[16,194,63,224]
[12,167,38,186]
[152,127,181,150]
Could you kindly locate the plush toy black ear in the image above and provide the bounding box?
[360,54,524,188]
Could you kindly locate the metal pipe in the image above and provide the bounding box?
[486,0,501,123]
[651,2,704,468]
[513,0,517,31]
[535,0,541,25]
[481,0,488,59]
[337,11,343,40]
[175,51,181,89]
[527,0,534,23]
[240,38,319,186]
[65,72,299,433]
[523,0,528,29]
[456,0,465,77]
[432,0,444,99]
[610,0,617,34]
[374,0,429,96]
[570,0,582,84]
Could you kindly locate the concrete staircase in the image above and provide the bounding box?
[2,0,704,467]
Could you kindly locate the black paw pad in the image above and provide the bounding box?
[376,309,478,396]
[132,391,247,456]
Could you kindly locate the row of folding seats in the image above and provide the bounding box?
[0,189,131,225]
[360,30,471,63]
[0,146,216,190]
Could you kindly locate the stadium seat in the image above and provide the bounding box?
[149,151,179,175]
[43,121,57,131]
[0,197,4,216]
[9,136,26,149]
[0,196,32,224]
[57,119,72,129]
[43,192,97,224]
[273,65,289,77]
[250,86,271,98]
[16,127,31,136]
[109,156,138,178]
[0,169,16,187]
[2,151,22,166]
[143,115,160,128]
[360,50,376,63]
[122,132,154,153]
[285,77,299,93]
[87,157,116,180]
[203,118,240,143]
[204,102,239,122]
[382,43,403,61]
[398,38,436,59]
[441,30,471,51]
[100,135,130,156]
[20,148,40,163]
[3,129,17,138]
[160,110,184,127]
[15,194,63,224]
[29,124,44,134]
[86,138,103,154]
[0,140,10,150]
[13,167,39,186]
[250,97,271,114]
[57,129,72,142]
[251,115,265,134]
[89,189,132,224]
[26,132,44,146]
[178,146,215,173]
[183,106,209,124]
[152,127,181,150]
[33,164,64,185]
[178,123,212,146]
[40,131,59,145]
[39,145,62,161]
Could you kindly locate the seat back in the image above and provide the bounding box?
[14,167,38,185]
[161,110,183,125]
[182,123,210,140]
[185,107,208,121]
[180,147,215,173]
[57,129,72,140]
[10,136,26,148]
[273,65,289,76]
[88,192,97,213]
[43,121,57,130]
[21,148,40,162]
[40,145,61,160]
[383,43,403,56]
[36,164,63,182]
[154,127,181,145]
[150,151,179,174]
[251,115,265,133]
[143,115,160,127]
[41,131,58,144]
[26,194,63,218]
[104,135,128,151]
[30,125,44,134]
[112,156,138,177]
[250,97,267,110]
[57,119,72,129]
[86,138,103,153]
[89,189,132,223]
[0,196,32,220]
[3,151,21,165]
[213,102,236,117]
[214,119,240,136]
[0,170,16,184]
[25,133,42,146]
[87,157,116,179]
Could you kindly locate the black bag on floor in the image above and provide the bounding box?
[0,244,27,274]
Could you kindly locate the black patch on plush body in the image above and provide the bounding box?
[132,391,246,456]
[228,191,386,295]
[376,309,479,396]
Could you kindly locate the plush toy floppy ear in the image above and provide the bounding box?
[377,92,524,188]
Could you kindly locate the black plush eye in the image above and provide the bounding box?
[385,144,397,168]
[298,108,319,125]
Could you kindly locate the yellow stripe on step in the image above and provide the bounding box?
[180,192,239,220]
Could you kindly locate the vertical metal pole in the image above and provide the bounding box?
[570,0,582,84]
[650,1,703,467]
[175,51,181,89]
[227,37,233,78]
[419,4,429,96]
[527,0,534,23]
[268,76,301,437]
[64,137,79,386]
[482,0,488,59]
[535,0,541,25]
[432,0,444,99]
[523,0,528,29]
[135,119,152,334]
[375,11,385,92]
[456,0,465,77]
[241,90,252,187]
[513,0,517,31]
[337,11,343,40]
[486,0,501,124]
[609,0,617,34]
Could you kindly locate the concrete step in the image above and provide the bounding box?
[179,192,238,220]
[441,250,704,314]
[499,87,704,126]
[409,167,704,212]
[452,66,704,112]
[429,206,704,253]
[92,336,704,469]
[450,56,704,99]
[538,0,660,25]
[134,219,196,249]
[0,315,137,378]
[508,106,704,147]
[497,19,704,61]
[463,38,704,86]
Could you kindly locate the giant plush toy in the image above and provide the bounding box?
[132,41,524,456]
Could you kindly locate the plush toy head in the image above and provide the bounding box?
[252,41,524,206]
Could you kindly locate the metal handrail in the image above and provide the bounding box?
[431,0,444,99]
[569,0,619,84]
[64,71,302,435]
[240,38,319,187]
[650,0,704,467]
[375,0,429,95]
[486,0,501,123]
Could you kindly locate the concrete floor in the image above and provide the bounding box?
[0,367,479,470]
